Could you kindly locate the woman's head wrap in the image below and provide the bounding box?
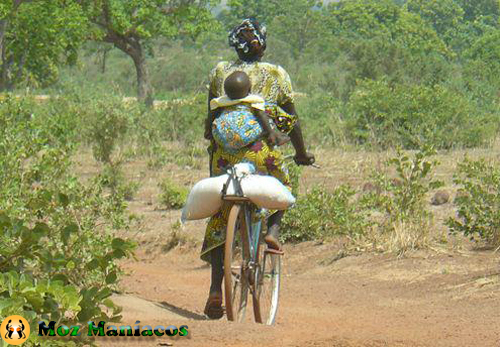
[228,18,267,54]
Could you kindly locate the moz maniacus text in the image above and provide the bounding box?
[38,321,188,338]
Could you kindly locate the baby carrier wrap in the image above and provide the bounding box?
[210,95,267,152]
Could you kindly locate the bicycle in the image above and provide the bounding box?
[221,164,284,325]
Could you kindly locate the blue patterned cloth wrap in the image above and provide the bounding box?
[212,104,264,153]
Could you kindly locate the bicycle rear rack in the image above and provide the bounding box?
[222,195,250,202]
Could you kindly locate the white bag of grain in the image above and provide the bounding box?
[181,163,295,222]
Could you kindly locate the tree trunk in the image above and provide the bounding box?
[101,48,108,74]
[103,31,154,107]
[130,47,154,108]
[0,19,9,91]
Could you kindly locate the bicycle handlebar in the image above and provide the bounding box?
[283,155,320,169]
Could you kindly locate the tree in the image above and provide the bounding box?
[455,0,499,23]
[405,0,464,40]
[0,0,88,90]
[220,0,281,29]
[267,0,324,59]
[79,0,220,106]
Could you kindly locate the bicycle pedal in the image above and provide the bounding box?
[265,248,284,255]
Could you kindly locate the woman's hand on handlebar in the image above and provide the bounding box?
[294,152,315,166]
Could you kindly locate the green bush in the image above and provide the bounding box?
[362,146,443,221]
[361,146,443,254]
[0,96,135,346]
[281,185,370,243]
[158,178,188,209]
[82,96,133,164]
[295,93,346,146]
[346,79,497,149]
[447,158,500,247]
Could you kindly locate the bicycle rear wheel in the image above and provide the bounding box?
[252,238,281,325]
[224,204,250,322]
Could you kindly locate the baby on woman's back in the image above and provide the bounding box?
[209,71,289,152]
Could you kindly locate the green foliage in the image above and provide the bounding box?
[222,0,287,28]
[284,0,452,102]
[84,97,132,164]
[447,158,500,247]
[455,0,499,23]
[281,185,370,243]
[159,94,206,142]
[158,178,188,209]
[327,0,449,56]
[79,0,221,102]
[361,146,443,254]
[362,146,443,221]
[82,0,219,43]
[285,160,303,199]
[0,95,135,345]
[294,94,346,146]
[465,29,500,65]
[0,1,88,90]
[346,79,497,149]
[405,0,464,39]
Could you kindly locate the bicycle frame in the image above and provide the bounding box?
[222,166,265,289]
[222,164,283,324]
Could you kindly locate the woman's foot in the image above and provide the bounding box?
[264,224,282,250]
[204,291,224,319]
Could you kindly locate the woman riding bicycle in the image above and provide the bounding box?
[203,18,315,319]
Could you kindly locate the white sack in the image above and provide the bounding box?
[182,163,295,222]
[237,175,295,210]
[181,174,229,221]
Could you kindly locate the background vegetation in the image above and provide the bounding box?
[2,0,500,345]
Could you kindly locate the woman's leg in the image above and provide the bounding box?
[205,245,224,319]
[265,210,284,250]
[209,245,224,295]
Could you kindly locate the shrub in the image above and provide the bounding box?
[0,96,136,346]
[346,79,497,149]
[158,178,188,209]
[447,158,500,248]
[281,184,370,243]
[361,146,443,254]
[82,96,133,164]
[294,94,346,146]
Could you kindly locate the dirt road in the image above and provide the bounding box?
[80,148,500,347]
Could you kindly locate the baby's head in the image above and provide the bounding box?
[224,71,251,100]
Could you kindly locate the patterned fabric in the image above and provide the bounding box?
[202,59,297,264]
[228,18,267,54]
[200,140,291,264]
[209,60,295,107]
[264,103,297,134]
[212,104,264,152]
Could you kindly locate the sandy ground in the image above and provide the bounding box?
[72,146,500,347]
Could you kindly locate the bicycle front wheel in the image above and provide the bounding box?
[253,240,281,325]
[224,204,250,322]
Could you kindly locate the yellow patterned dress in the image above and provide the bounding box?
[201,60,297,263]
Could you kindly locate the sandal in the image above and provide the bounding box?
[204,293,224,319]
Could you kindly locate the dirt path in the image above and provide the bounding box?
[78,149,500,347]
[97,243,499,347]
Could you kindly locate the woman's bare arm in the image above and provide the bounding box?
[205,90,218,140]
[254,109,289,146]
[281,101,315,165]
